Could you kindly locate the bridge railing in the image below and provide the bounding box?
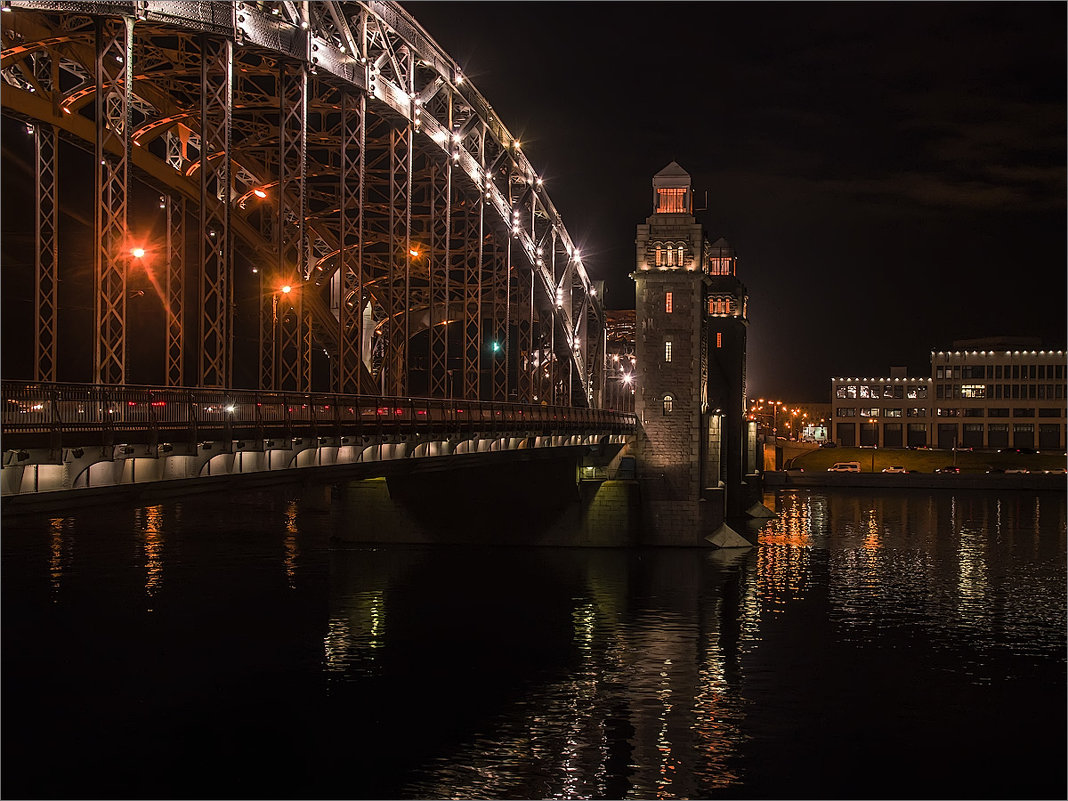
[1,381,637,445]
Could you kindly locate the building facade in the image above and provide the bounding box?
[631,163,753,544]
[831,341,1067,450]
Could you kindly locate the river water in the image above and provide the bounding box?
[3,487,1065,799]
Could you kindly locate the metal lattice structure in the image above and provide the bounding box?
[1,0,605,407]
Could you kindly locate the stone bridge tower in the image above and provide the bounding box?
[631,163,752,545]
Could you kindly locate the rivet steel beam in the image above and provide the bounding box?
[93,15,132,386]
[197,33,232,388]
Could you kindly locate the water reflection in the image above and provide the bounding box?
[758,489,1067,674]
[48,516,72,602]
[284,500,299,589]
[321,548,757,798]
[2,488,1064,800]
[134,504,164,610]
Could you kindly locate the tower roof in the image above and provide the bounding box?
[654,161,689,179]
[653,162,691,189]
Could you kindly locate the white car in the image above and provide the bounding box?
[881,466,907,473]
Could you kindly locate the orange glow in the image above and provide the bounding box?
[131,247,145,258]
[408,248,420,258]
[252,188,267,198]
[281,285,292,294]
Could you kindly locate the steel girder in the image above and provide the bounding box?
[164,193,184,386]
[197,33,231,387]
[33,118,58,382]
[93,15,131,385]
[1,0,604,407]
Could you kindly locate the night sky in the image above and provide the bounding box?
[403,1,1067,400]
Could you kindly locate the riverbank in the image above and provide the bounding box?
[764,470,1066,491]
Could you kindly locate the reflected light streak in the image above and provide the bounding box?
[138,505,164,609]
[48,517,71,602]
[284,500,299,589]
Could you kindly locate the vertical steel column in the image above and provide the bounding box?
[258,275,276,390]
[428,158,451,398]
[277,63,309,392]
[462,192,483,400]
[198,34,232,388]
[515,267,533,403]
[334,90,364,394]
[385,124,411,397]
[165,195,185,386]
[34,122,59,383]
[490,231,508,401]
[94,17,132,386]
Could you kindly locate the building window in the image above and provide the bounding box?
[1038,408,1061,417]
[655,245,663,266]
[907,408,927,417]
[665,291,673,313]
[657,187,686,213]
[664,340,672,362]
[836,386,849,399]
[989,408,1009,418]
[676,245,684,266]
[663,395,674,414]
[884,408,902,417]
[1012,408,1035,417]
[666,244,675,266]
[961,384,986,399]
[716,332,723,349]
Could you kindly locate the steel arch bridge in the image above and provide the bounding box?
[1,0,605,408]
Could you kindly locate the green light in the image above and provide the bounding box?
[491,341,501,352]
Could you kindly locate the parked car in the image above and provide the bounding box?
[935,466,960,474]
[1005,468,1029,474]
[881,466,907,473]
[828,461,861,472]
[986,468,1005,474]
[1045,467,1067,475]
[820,441,838,448]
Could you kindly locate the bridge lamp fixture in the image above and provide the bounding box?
[131,247,146,259]
[622,374,633,385]
[280,285,292,294]
[253,188,268,199]
[409,248,420,258]
[491,341,502,353]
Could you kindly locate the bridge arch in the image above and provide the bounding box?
[2,0,604,407]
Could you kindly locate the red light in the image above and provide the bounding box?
[150,401,166,407]
[128,401,137,406]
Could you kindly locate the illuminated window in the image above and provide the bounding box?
[709,257,732,275]
[666,245,675,266]
[664,340,672,362]
[961,384,986,399]
[665,291,673,313]
[716,332,722,348]
[676,245,684,266]
[655,245,663,266]
[657,187,686,213]
[663,395,674,414]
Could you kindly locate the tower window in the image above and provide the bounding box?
[716,332,722,348]
[663,395,674,415]
[665,291,673,313]
[667,246,675,266]
[664,340,672,362]
[657,188,686,213]
[676,245,684,266]
[655,245,662,266]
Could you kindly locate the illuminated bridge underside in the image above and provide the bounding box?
[1,381,634,499]
[1,0,604,406]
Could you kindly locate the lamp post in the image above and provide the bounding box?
[870,417,878,472]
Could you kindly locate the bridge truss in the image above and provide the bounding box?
[1,0,605,407]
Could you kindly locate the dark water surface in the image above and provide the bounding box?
[3,488,1065,799]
